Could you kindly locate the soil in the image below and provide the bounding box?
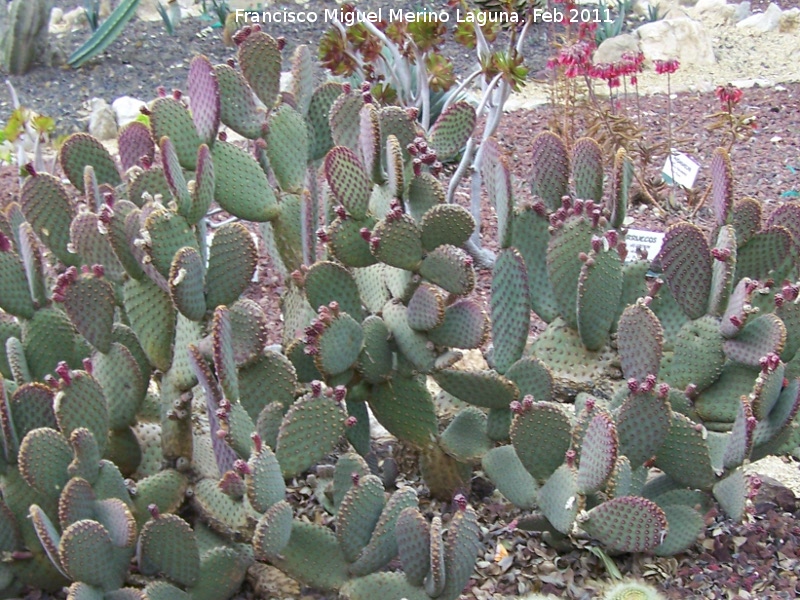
[1,2,800,600]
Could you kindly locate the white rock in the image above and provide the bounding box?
[779,7,800,32]
[87,99,118,141]
[732,1,752,22]
[112,96,147,128]
[693,0,736,22]
[737,2,783,32]
[594,33,640,64]
[636,17,716,65]
[280,71,293,93]
[694,0,726,12]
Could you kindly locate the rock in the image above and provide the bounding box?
[694,0,726,12]
[752,475,797,513]
[779,7,800,33]
[731,1,752,22]
[87,98,118,141]
[636,17,716,65]
[693,0,736,22]
[737,2,783,32]
[594,33,640,64]
[112,96,147,128]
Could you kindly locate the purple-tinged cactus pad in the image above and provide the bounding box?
[407,283,445,331]
[118,121,155,172]
[710,147,733,227]
[359,102,381,181]
[160,136,191,216]
[237,31,282,108]
[722,398,756,470]
[579,496,668,553]
[723,313,786,367]
[708,225,737,316]
[324,146,371,221]
[720,277,756,338]
[68,211,124,281]
[751,359,785,420]
[617,302,664,382]
[731,197,762,247]
[766,202,800,250]
[187,55,221,146]
[657,222,712,320]
[576,411,618,494]
[735,226,793,283]
[212,307,239,402]
[59,132,121,192]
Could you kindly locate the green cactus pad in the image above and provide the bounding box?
[661,316,726,392]
[238,351,297,421]
[576,412,618,494]
[214,64,264,139]
[353,316,392,385]
[315,313,364,377]
[327,215,378,268]
[59,133,121,192]
[60,273,116,354]
[68,211,123,281]
[538,464,581,535]
[59,520,125,590]
[0,245,35,319]
[729,197,761,247]
[358,102,381,181]
[252,499,293,560]
[104,201,144,281]
[382,301,436,372]
[511,203,560,323]
[118,121,155,173]
[577,246,624,351]
[9,382,56,445]
[348,486,419,576]
[149,97,201,171]
[285,338,323,383]
[304,261,363,319]
[418,244,475,296]
[55,372,109,455]
[579,496,667,553]
[653,504,704,556]
[126,167,172,208]
[713,468,748,521]
[211,307,239,402]
[22,307,84,380]
[655,413,715,490]
[751,361,785,420]
[371,213,424,271]
[615,391,672,466]
[572,137,604,203]
[491,248,530,373]
[441,506,483,600]
[324,146,371,220]
[406,172,445,222]
[752,377,800,449]
[92,343,144,429]
[433,369,519,410]
[724,313,786,367]
[439,407,492,463]
[427,298,487,349]
[329,90,365,152]
[694,362,759,423]
[143,206,197,279]
[122,278,174,372]
[290,44,313,114]
[547,216,594,328]
[266,104,308,192]
[482,445,539,509]
[530,131,569,211]
[721,398,756,470]
[237,31,282,108]
[393,506,431,587]
[511,402,572,482]
[406,284,445,331]
[226,299,268,367]
[481,137,513,248]
[19,173,79,266]
[18,427,72,497]
[138,514,200,587]
[275,392,347,478]
[657,222,713,320]
[130,469,187,523]
[187,55,221,146]
[735,226,793,283]
[427,101,473,162]
[307,82,343,161]
[336,473,386,562]
[616,302,664,382]
[160,136,191,219]
[419,204,474,253]
[368,376,438,447]
[212,141,280,222]
[270,520,349,591]
[168,247,206,321]
[204,222,257,310]
[504,357,553,403]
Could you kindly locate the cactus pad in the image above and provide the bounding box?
[212,141,279,222]
[368,376,438,447]
[511,402,572,482]
[579,496,668,553]
[617,302,664,382]
[491,248,530,373]
[205,222,258,309]
[657,222,713,320]
[187,55,221,146]
[59,133,121,192]
[530,131,569,211]
[418,245,474,296]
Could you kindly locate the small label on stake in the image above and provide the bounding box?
[662,150,699,189]
[625,229,664,262]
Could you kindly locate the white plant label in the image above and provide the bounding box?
[662,150,699,189]
[625,229,664,262]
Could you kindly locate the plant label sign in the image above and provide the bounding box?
[662,150,699,189]
[625,229,664,262]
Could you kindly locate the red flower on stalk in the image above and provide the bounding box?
[715,84,743,107]
[654,59,680,75]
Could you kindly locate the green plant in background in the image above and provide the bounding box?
[68,0,141,68]
[595,0,630,46]
[0,81,56,175]
[155,1,181,36]
[1,0,53,75]
[83,0,101,31]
